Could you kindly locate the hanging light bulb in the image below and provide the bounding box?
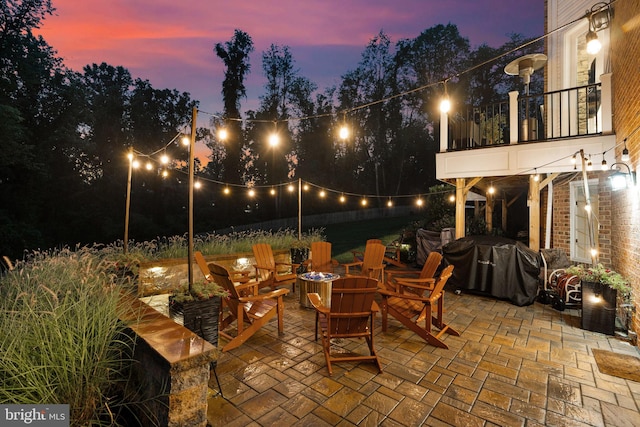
[268,121,279,147]
[439,79,451,113]
[287,184,295,192]
[533,169,540,182]
[270,187,276,196]
[622,139,630,162]
[194,180,202,189]
[160,153,169,165]
[217,127,228,141]
[361,198,368,206]
[587,155,593,171]
[303,183,310,191]
[248,189,255,197]
[449,194,455,203]
[181,135,190,146]
[145,161,153,171]
[601,152,608,171]
[319,190,326,198]
[223,187,230,195]
[161,169,169,178]
[488,183,495,195]
[387,198,393,207]
[416,197,424,207]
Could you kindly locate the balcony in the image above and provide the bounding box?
[436,73,615,180]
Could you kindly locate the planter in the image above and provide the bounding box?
[169,296,221,364]
[581,281,616,336]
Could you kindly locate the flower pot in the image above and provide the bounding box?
[581,281,616,336]
[169,296,221,364]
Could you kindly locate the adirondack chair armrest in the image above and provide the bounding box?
[307,292,329,313]
[386,269,420,280]
[395,277,436,292]
[342,260,363,275]
[377,288,431,303]
[239,287,289,302]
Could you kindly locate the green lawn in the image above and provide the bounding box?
[321,215,422,263]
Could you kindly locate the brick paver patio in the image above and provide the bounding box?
[206,267,640,426]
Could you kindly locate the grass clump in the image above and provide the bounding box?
[0,247,140,426]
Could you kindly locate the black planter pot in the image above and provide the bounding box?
[581,281,616,336]
[169,296,221,364]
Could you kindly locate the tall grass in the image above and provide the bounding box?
[0,247,141,426]
[116,228,325,260]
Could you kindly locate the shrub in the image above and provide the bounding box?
[0,247,141,426]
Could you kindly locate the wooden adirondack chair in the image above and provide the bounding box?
[194,251,250,285]
[304,241,339,273]
[378,264,459,349]
[204,261,290,352]
[307,276,382,375]
[385,251,443,295]
[342,242,386,281]
[252,243,298,292]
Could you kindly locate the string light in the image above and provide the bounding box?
[270,187,276,196]
[223,187,230,195]
[449,194,455,203]
[533,168,540,182]
[622,139,630,161]
[194,180,202,189]
[387,198,393,207]
[439,80,451,113]
[416,197,424,207]
[303,183,310,191]
[340,194,346,203]
[488,183,495,195]
[287,184,295,192]
[181,135,190,146]
[361,198,368,206]
[319,189,326,198]
[160,153,169,165]
[586,155,593,171]
[162,169,169,178]
[600,152,607,171]
[248,189,255,197]
[217,128,228,141]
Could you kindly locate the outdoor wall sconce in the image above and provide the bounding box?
[609,162,636,191]
[585,2,613,55]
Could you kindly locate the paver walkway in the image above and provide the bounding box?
[206,269,640,426]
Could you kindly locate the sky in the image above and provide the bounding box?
[36,0,544,117]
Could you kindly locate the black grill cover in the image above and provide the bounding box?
[442,236,541,306]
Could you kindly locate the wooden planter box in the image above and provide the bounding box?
[581,281,616,336]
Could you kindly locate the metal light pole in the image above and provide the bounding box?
[124,148,134,254]
[187,107,197,289]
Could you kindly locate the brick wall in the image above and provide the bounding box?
[610,0,640,339]
[549,172,611,266]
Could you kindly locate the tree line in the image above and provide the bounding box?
[0,0,542,260]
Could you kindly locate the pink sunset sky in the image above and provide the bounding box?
[36,0,544,116]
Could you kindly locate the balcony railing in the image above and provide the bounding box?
[443,79,611,152]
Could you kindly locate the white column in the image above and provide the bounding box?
[440,110,448,153]
[509,91,519,144]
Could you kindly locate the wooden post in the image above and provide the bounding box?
[528,175,540,251]
[486,192,494,233]
[188,107,197,290]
